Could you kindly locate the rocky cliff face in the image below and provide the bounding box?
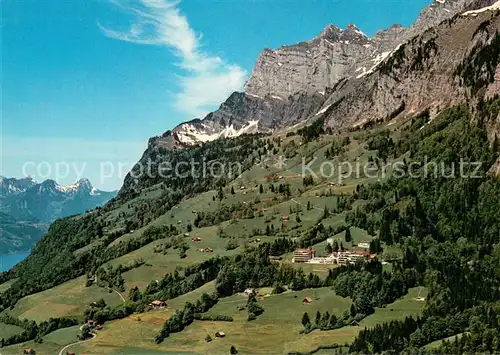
[321,6,500,129]
[169,91,326,145]
[244,24,375,99]
[244,0,499,100]
[165,0,498,146]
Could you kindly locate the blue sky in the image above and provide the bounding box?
[1,0,430,190]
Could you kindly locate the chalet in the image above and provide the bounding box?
[303,297,313,304]
[87,319,96,326]
[95,324,103,330]
[293,248,314,263]
[67,352,76,355]
[204,247,214,253]
[24,349,32,355]
[150,300,167,308]
[215,331,226,338]
[281,215,290,221]
[191,237,202,242]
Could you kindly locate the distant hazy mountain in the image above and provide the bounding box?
[0,176,116,253]
[0,212,48,254]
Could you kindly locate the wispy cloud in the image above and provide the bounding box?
[99,0,247,118]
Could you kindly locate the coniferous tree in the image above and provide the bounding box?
[302,312,311,327]
[345,227,352,243]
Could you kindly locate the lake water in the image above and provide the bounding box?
[0,250,31,272]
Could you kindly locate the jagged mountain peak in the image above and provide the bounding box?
[75,178,93,191]
[315,24,343,41]
[0,177,117,223]
[149,0,500,149]
[0,176,37,196]
[312,23,369,44]
[344,23,367,36]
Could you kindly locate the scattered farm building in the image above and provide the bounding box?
[150,300,167,308]
[215,331,226,338]
[303,297,313,304]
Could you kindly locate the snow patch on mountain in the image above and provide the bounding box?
[175,120,261,144]
[357,44,403,79]
[315,104,332,116]
[462,0,500,15]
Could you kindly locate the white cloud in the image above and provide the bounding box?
[99,0,247,118]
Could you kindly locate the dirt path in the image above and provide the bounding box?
[58,281,124,355]
[113,289,126,303]
[291,198,324,211]
[58,325,96,355]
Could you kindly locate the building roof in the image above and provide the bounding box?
[350,250,370,255]
[151,300,165,306]
[294,248,313,254]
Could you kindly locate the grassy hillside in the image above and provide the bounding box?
[1,99,499,354]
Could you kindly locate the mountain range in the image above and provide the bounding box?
[0,177,116,254]
[121,0,500,198]
[1,1,500,354]
[158,0,499,147]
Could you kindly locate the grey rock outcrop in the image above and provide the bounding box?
[322,8,500,129]
[163,0,499,146]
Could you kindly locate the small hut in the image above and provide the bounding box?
[215,331,226,338]
[150,300,167,308]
